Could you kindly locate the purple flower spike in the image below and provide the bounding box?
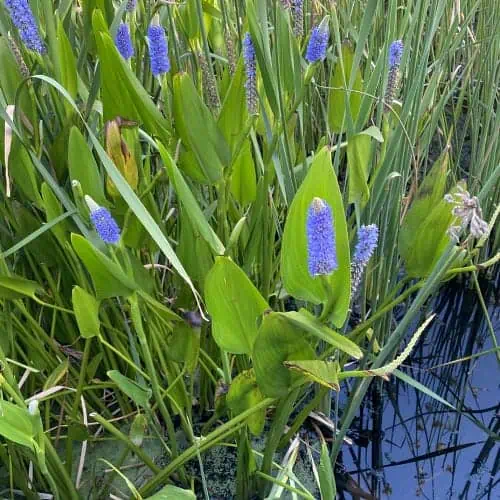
[115,23,134,60]
[306,197,338,277]
[148,24,170,77]
[5,0,45,54]
[388,40,404,69]
[353,224,379,266]
[85,196,121,245]
[305,25,329,63]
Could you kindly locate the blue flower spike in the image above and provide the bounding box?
[148,16,170,77]
[115,23,134,60]
[85,196,121,245]
[306,197,338,277]
[5,0,45,54]
[305,18,329,64]
[353,224,379,267]
[351,224,379,297]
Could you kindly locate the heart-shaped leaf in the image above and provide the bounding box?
[281,147,351,327]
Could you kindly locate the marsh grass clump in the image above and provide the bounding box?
[0,1,497,499]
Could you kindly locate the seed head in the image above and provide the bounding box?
[242,33,258,115]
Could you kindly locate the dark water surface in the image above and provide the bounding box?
[342,276,499,499]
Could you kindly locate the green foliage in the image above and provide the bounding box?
[281,147,351,327]
[0,0,497,497]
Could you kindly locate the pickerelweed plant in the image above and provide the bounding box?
[0,0,498,499]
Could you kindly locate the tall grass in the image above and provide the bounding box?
[0,0,497,498]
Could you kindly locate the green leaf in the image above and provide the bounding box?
[92,11,170,142]
[145,485,196,500]
[399,153,459,277]
[230,139,257,205]
[253,312,316,398]
[327,42,364,134]
[0,276,42,300]
[177,207,215,292]
[281,147,351,327]
[166,321,200,374]
[107,370,152,409]
[41,183,72,245]
[129,413,147,447]
[43,359,70,390]
[173,73,229,183]
[56,19,77,113]
[68,126,107,206]
[71,234,138,299]
[284,360,340,391]
[72,286,101,338]
[347,126,383,205]
[281,310,363,359]
[319,438,336,499]
[227,369,267,435]
[205,257,269,354]
[9,137,43,207]
[157,141,225,255]
[0,401,36,449]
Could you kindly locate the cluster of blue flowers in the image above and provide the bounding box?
[242,33,258,114]
[306,197,338,276]
[388,40,404,69]
[385,40,404,111]
[115,23,134,60]
[85,196,121,245]
[5,0,45,54]
[351,224,379,297]
[147,24,171,77]
[305,25,329,63]
[113,18,171,78]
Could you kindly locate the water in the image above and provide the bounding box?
[342,276,499,499]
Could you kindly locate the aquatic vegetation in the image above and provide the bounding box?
[0,1,497,499]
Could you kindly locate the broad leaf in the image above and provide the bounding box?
[107,370,151,409]
[173,72,229,183]
[281,147,351,327]
[146,485,196,500]
[68,126,107,206]
[0,401,36,449]
[284,360,340,391]
[0,276,42,300]
[71,234,138,299]
[253,312,315,398]
[205,257,269,354]
[281,310,363,359]
[227,370,266,435]
[72,286,101,338]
